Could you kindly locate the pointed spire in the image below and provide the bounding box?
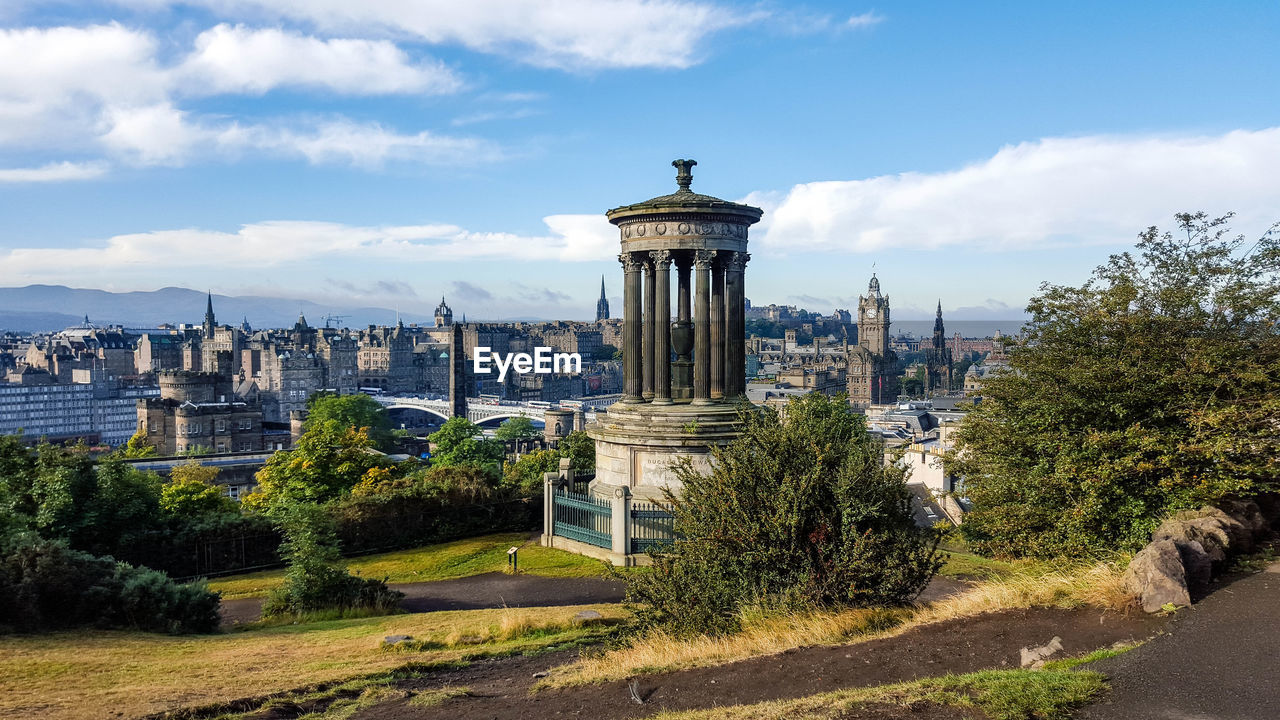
[936,299,943,316]
[600,275,607,300]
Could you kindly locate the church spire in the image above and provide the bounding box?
[203,291,216,339]
[595,275,611,321]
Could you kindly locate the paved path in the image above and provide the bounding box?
[1079,560,1280,720]
[219,572,628,625]
[221,572,968,626]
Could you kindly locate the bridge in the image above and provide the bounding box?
[372,395,619,425]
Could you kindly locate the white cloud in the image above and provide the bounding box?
[114,0,758,70]
[0,24,165,147]
[178,24,462,95]
[749,128,1280,254]
[846,12,884,29]
[98,105,502,167]
[0,22,477,172]
[0,161,108,182]
[0,215,617,285]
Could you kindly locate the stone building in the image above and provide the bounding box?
[135,333,184,372]
[136,371,265,455]
[357,321,416,393]
[846,274,898,407]
[316,330,359,394]
[434,297,454,327]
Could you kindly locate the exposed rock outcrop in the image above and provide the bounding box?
[1123,540,1191,613]
[1126,500,1274,613]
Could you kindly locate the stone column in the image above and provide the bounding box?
[651,250,673,404]
[671,254,694,401]
[643,256,656,400]
[693,250,714,404]
[621,252,644,402]
[725,251,749,398]
[710,254,725,400]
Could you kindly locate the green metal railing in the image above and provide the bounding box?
[629,500,675,554]
[553,487,612,549]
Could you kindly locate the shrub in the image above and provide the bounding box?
[262,503,402,617]
[628,394,941,636]
[0,535,220,633]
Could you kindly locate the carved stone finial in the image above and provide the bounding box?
[672,158,697,192]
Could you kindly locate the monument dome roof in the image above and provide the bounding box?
[607,159,762,222]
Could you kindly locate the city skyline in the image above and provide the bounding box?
[2,2,1278,319]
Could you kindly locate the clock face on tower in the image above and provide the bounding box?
[865,306,877,319]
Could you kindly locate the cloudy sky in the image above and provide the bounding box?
[1,1,1278,321]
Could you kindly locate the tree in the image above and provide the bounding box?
[558,430,596,472]
[952,213,1280,558]
[119,430,157,458]
[494,416,541,441]
[246,422,398,509]
[160,461,236,518]
[305,393,393,451]
[428,417,504,478]
[628,393,941,636]
[502,449,562,495]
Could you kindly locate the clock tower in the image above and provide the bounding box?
[846,273,897,407]
[857,274,890,356]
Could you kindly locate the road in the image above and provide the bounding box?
[1080,559,1280,720]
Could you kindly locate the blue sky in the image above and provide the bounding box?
[1,1,1278,322]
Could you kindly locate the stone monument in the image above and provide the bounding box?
[588,159,762,500]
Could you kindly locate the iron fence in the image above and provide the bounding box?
[552,487,612,549]
[629,500,675,554]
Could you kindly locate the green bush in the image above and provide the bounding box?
[628,394,941,636]
[0,535,220,633]
[262,503,402,618]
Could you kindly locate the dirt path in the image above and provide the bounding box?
[1079,559,1280,720]
[347,606,1163,720]
[218,573,628,625]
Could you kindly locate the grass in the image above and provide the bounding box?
[1041,641,1141,671]
[938,549,1020,580]
[208,532,619,599]
[541,558,1134,689]
[647,668,1108,720]
[0,603,629,720]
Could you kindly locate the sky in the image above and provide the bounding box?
[1,1,1278,322]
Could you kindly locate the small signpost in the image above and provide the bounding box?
[507,546,519,574]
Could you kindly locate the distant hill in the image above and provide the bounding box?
[0,285,435,333]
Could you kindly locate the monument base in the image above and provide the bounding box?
[586,399,744,501]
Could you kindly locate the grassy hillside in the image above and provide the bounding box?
[0,604,629,720]
[209,532,619,599]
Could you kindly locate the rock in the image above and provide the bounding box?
[1190,507,1254,552]
[1153,518,1226,565]
[382,635,412,646]
[573,609,604,625]
[1219,499,1269,538]
[1020,636,1064,668]
[1123,539,1191,613]
[1173,539,1212,593]
[1255,493,1280,527]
